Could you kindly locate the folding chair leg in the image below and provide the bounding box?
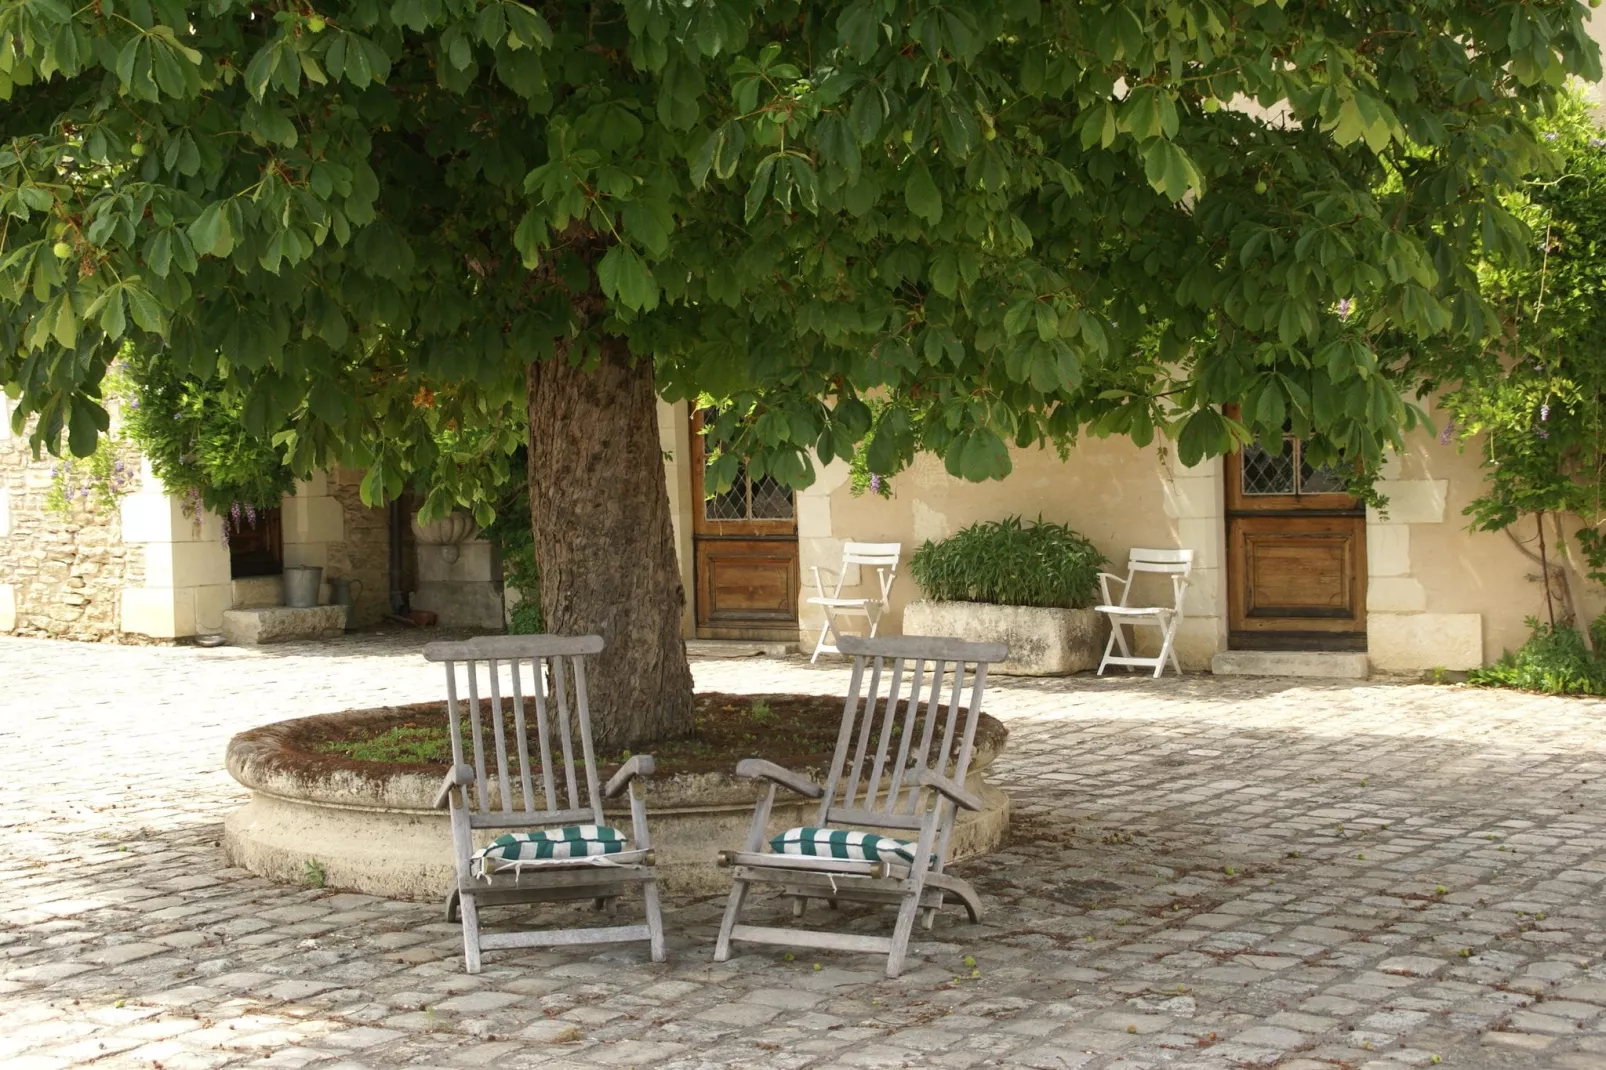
[643,878,667,963]
[1155,618,1178,678]
[886,890,923,978]
[792,896,808,918]
[459,891,483,974]
[809,620,833,664]
[1097,627,1119,676]
[713,879,749,962]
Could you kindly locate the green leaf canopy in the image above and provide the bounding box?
[1,0,1599,500]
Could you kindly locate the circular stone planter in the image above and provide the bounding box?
[223,703,1010,900]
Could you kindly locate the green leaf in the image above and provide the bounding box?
[904,163,942,225]
[188,203,227,257]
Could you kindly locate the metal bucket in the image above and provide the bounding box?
[283,565,323,608]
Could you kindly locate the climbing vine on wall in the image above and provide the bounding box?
[1433,92,1606,639]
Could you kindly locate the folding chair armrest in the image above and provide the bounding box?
[734,758,824,799]
[808,565,838,599]
[1097,572,1128,605]
[432,763,476,810]
[600,754,655,799]
[912,769,985,812]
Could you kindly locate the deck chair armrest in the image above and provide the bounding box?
[602,754,656,799]
[912,769,985,812]
[432,763,476,810]
[734,758,824,799]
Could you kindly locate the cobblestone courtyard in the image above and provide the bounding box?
[3,635,1606,1069]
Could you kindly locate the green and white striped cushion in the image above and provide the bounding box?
[769,826,918,865]
[476,826,628,866]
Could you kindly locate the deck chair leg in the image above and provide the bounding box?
[792,896,808,918]
[459,891,483,974]
[444,888,460,924]
[886,891,924,978]
[642,879,667,963]
[714,879,749,962]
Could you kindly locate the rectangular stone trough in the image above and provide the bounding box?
[222,605,347,645]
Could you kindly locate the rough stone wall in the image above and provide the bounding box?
[326,468,391,627]
[0,409,139,640]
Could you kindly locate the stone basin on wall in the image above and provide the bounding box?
[222,706,1010,901]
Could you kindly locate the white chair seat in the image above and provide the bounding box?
[1093,605,1174,617]
[808,596,874,608]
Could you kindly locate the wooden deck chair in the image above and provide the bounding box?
[1095,548,1194,678]
[426,635,665,973]
[806,541,901,663]
[713,633,1007,978]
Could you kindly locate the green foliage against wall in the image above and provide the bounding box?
[0,0,1599,516]
[1428,93,1606,630]
[1470,617,1606,696]
[478,462,541,633]
[120,349,297,514]
[909,516,1105,609]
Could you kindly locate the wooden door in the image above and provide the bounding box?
[1226,432,1367,651]
[689,411,799,640]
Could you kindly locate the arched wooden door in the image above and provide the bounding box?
[1226,431,1367,651]
[689,410,799,640]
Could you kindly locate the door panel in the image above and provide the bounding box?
[1226,425,1367,650]
[689,410,800,640]
[1231,517,1364,631]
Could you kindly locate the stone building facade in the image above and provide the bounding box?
[0,398,138,640]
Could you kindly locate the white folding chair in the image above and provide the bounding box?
[1095,548,1194,678]
[806,541,900,663]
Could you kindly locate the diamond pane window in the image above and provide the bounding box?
[705,484,749,521]
[750,475,793,519]
[1240,440,1296,495]
[1298,460,1347,495]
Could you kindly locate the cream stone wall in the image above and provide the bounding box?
[658,400,696,637]
[118,458,232,638]
[663,406,1601,672]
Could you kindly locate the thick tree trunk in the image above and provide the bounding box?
[526,338,695,752]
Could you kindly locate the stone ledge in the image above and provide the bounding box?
[222,605,346,645]
[1211,650,1369,679]
[231,575,284,608]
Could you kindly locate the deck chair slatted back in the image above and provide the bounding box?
[821,637,991,848]
[424,634,664,972]
[427,634,605,827]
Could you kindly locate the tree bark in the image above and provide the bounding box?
[526,338,694,752]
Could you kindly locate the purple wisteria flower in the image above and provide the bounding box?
[1537,427,1551,440]
[1336,297,1353,320]
[1440,418,1457,445]
[869,473,882,495]
[1544,131,1560,142]
[1540,403,1551,422]
[1592,138,1606,149]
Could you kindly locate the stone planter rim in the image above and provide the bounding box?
[226,701,1008,815]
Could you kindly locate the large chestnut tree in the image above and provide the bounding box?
[1,0,1596,747]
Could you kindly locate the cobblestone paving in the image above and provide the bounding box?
[4,633,1606,1069]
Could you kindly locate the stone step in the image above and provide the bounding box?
[1211,650,1369,679]
[231,575,284,609]
[685,638,797,658]
[222,605,347,646]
